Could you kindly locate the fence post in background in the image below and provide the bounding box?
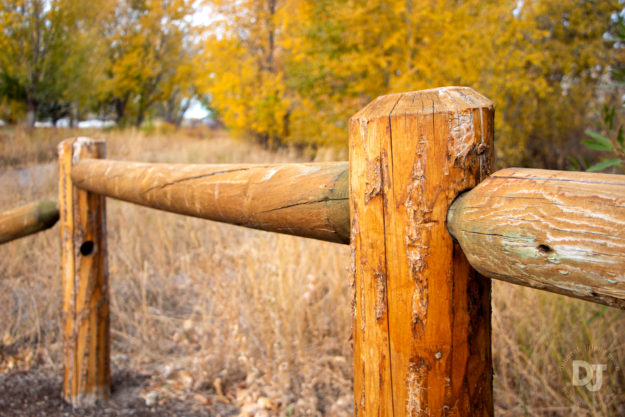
[58,138,110,406]
[349,87,495,416]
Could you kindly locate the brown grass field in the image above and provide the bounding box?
[0,126,624,416]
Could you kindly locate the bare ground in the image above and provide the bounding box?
[0,368,238,416]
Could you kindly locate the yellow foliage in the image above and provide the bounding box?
[0,0,619,162]
[201,0,621,166]
[99,0,200,125]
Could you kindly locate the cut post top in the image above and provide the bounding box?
[351,86,494,121]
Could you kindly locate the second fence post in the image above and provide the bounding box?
[349,87,494,416]
[58,138,110,406]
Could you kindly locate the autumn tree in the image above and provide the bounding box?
[99,0,201,127]
[0,0,102,125]
[505,0,622,167]
[281,0,403,146]
[200,0,291,146]
[202,0,621,167]
[157,28,205,126]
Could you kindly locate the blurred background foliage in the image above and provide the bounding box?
[0,0,624,168]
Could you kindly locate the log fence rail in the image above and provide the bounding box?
[0,199,59,244]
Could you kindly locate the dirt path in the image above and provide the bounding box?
[0,369,237,416]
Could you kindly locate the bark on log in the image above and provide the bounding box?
[349,87,494,416]
[71,160,349,244]
[0,199,59,244]
[447,168,625,309]
[58,138,110,406]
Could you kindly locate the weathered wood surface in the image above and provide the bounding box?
[71,159,349,244]
[59,138,110,406]
[349,87,494,416]
[0,199,59,244]
[447,168,625,309]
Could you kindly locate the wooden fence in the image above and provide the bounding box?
[2,86,624,415]
[0,199,59,244]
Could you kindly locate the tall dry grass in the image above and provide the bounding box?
[0,126,623,416]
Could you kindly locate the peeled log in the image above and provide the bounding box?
[58,138,110,406]
[71,160,349,244]
[350,87,494,416]
[447,168,625,309]
[0,200,59,244]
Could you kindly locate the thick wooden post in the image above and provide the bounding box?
[349,87,494,416]
[58,138,110,406]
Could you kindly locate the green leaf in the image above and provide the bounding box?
[581,139,615,152]
[566,156,581,171]
[603,105,615,130]
[611,69,625,83]
[583,130,615,151]
[618,126,625,149]
[586,159,622,172]
[587,305,608,325]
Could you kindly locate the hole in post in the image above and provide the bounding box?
[536,244,553,254]
[80,241,95,256]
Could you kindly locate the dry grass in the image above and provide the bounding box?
[0,126,623,416]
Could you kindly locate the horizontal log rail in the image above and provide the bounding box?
[447,168,625,309]
[71,159,349,244]
[0,199,59,244]
[69,158,625,308]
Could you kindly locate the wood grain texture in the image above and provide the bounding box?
[349,87,494,417]
[58,138,110,406]
[0,199,59,244]
[447,168,625,309]
[71,159,349,244]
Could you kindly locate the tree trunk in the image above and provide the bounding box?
[70,101,78,128]
[135,111,145,127]
[114,96,128,126]
[266,0,276,72]
[165,94,178,125]
[175,97,192,127]
[135,93,148,127]
[26,101,37,127]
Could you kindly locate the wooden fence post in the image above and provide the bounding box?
[349,87,494,416]
[58,138,110,406]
